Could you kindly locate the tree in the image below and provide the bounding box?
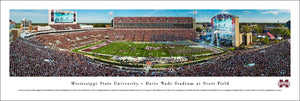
[263,37,270,44]
[239,45,246,50]
[15,24,20,28]
[241,25,252,33]
[283,29,290,37]
[92,23,108,27]
[275,39,280,43]
[275,24,285,27]
[252,25,263,33]
[228,47,235,51]
[270,28,290,37]
[196,28,203,32]
[252,35,259,43]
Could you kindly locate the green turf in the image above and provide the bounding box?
[90,42,212,57]
[71,41,223,68]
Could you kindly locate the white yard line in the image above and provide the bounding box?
[142,44,147,57]
[115,42,127,56]
[109,42,122,55]
[182,45,187,57]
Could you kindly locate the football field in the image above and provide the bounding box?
[89,42,212,57]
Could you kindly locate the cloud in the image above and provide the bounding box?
[196,16,211,22]
[109,11,113,16]
[261,9,290,15]
[220,9,229,14]
[242,11,251,13]
[261,11,279,15]
[187,11,197,15]
[240,18,289,23]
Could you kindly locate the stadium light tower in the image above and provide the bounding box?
[109,11,113,19]
[193,10,197,29]
[109,11,114,27]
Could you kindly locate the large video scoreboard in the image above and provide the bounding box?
[48,9,77,24]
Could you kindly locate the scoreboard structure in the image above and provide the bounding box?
[211,14,240,47]
[48,9,77,25]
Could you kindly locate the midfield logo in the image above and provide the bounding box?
[278,79,290,88]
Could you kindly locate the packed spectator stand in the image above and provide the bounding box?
[113,17,193,29]
[147,41,291,76]
[49,24,81,30]
[32,29,196,49]
[10,37,290,76]
[10,38,145,76]
[10,16,290,77]
[43,17,196,50]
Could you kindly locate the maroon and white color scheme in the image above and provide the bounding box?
[266,32,275,40]
[34,29,196,50]
[49,24,81,30]
[48,9,80,30]
[48,9,77,25]
[278,79,290,88]
[111,17,196,41]
[113,17,193,29]
[145,46,160,50]
[81,42,111,52]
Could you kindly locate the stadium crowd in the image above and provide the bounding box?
[33,30,106,49]
[49,24,81,30]
[147,41,291,76]
[32,29,196,49]
[10,37,290,76]
[113,17,193,29]
[10,38,145,76]
[114,17,193,24]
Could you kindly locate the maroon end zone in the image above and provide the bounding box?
[81,48,94,52]
[80,42,110,52]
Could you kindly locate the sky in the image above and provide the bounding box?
[10,9,290,23]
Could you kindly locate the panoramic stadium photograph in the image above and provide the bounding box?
[9,9,291,77]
